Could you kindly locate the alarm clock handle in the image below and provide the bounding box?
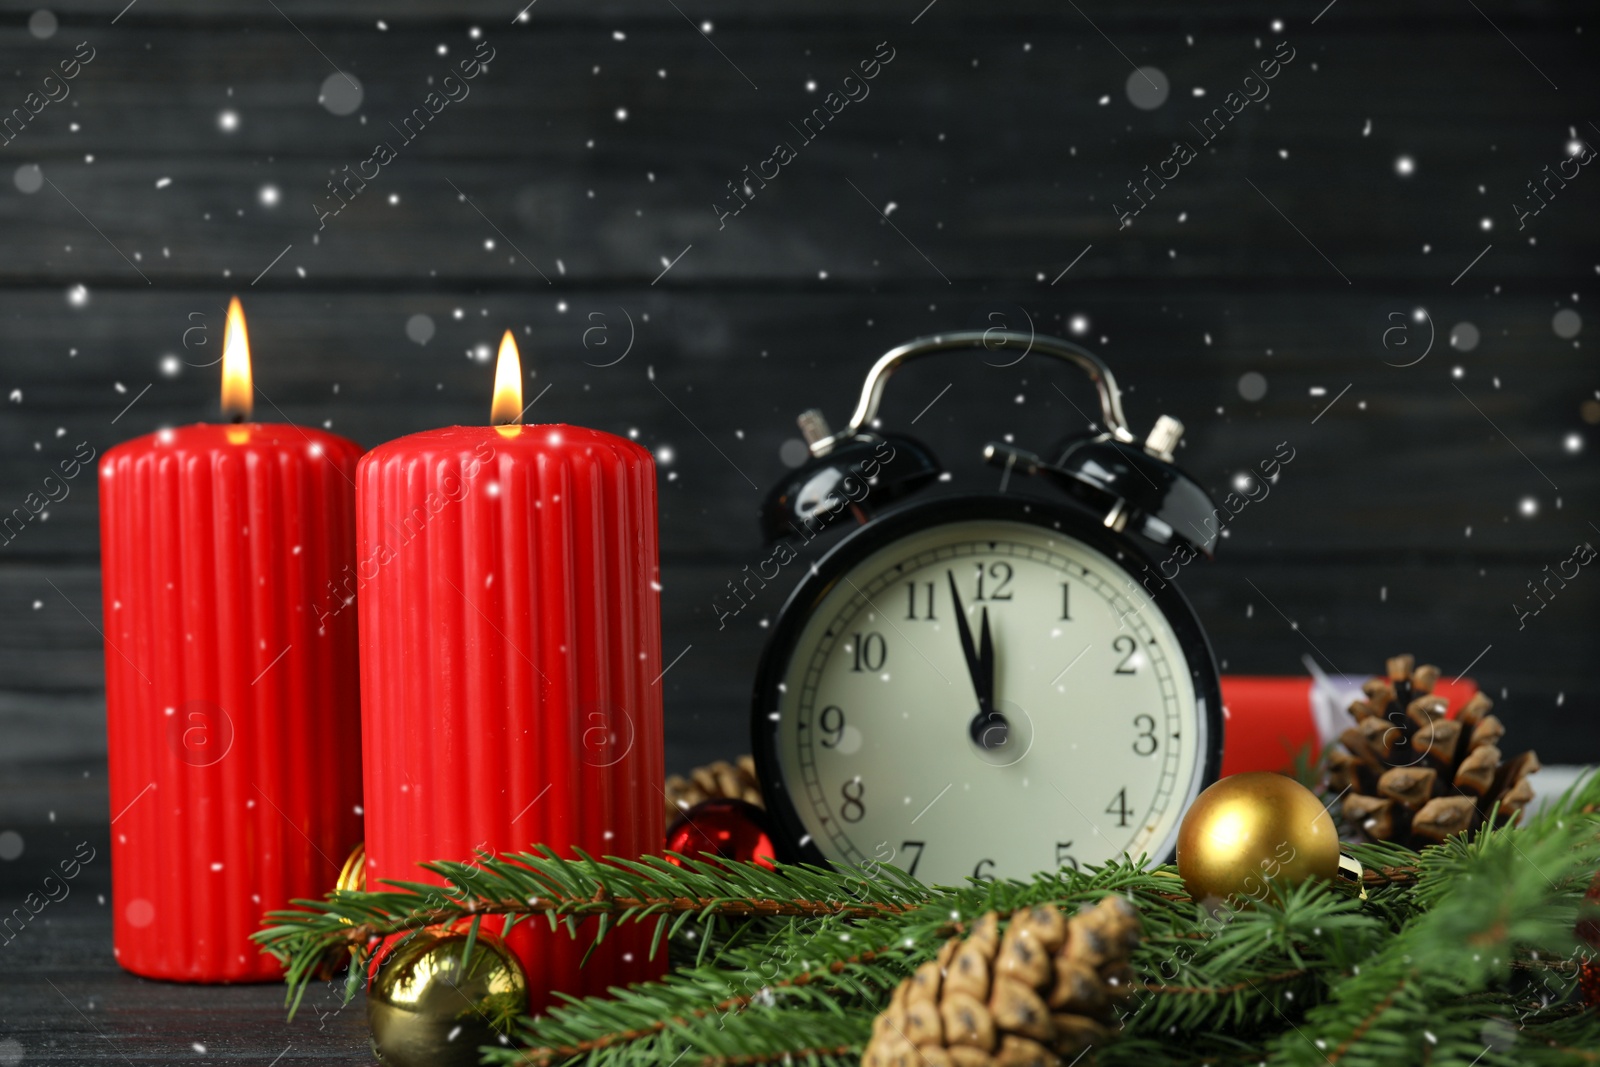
[808,330,1137,458]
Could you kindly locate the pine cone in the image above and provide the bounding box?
[862,896,1142,1067]
[664,755,764,829]
[1329,653,1540,848]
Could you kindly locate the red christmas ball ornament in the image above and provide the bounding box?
[1580,959,1600,1010]
[1578,869,1600,948]
[1579,869,1600,1008]
[665,799,777,869]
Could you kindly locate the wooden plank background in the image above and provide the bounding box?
[0,1,1596,1060]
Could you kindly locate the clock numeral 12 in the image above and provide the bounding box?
[974,561,1014,601]
[1060,582,1071,620]
[851,632,886,672]
[898,839,925,877]
[1105,787,1133,828]
[905,581,937,621]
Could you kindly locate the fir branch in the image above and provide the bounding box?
[1096,1027,1268,1067]
[1272,799,1600,1067]
[669,1010,870,1067]
[1327,972,1409,1064]
[254,849,928,1017]
[1524,767,1600,834]
[256,768,1600,1067]
[1289,738,1324,792]
[1117,877,1387,1038]
[701,1046,860,1067]
[1142,966,1308,997]
[493,863,1186,1066]
[1520,1009,1600,1063]
[502,946,888,1063]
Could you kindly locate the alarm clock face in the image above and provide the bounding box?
[753,496,1222,885]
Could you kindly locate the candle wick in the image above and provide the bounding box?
[229,413,246,425]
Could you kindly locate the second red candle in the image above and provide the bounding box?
[355,335,665,1005]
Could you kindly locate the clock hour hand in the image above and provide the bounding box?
[945,571,987,704]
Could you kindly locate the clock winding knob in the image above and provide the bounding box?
[1144,414,1184,461]
[798,408,833,454]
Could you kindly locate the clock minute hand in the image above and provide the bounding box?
[978,606,995,711]
[972,606,1009,750]
[945,571,989,714]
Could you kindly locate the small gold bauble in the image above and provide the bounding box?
[368,927,529,1067]
[1176,772,1340,905]
[335,842,366,894]
[314,843,369,981]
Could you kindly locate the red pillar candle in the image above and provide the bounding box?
[98,298,364,982]
[357,332,665,1007]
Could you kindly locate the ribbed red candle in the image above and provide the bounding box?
[356,424,664,1007]
[99,423,364,982]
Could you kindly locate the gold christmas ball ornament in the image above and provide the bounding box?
[368,927,529,1067]
[335,842,366,894]
[1176,772,1340,905]
[314,842,369,980]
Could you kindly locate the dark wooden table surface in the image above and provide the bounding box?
[2,0,1597,1061]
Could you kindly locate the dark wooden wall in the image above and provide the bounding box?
[2,0,1597,784]
[0,3,1596,1061]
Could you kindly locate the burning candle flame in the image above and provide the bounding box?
[221,296,253,422]
[490,330,523,429]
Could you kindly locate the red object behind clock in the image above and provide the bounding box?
[1219,674,1480,777]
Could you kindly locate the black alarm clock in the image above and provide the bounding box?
[750,331,1224,884]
